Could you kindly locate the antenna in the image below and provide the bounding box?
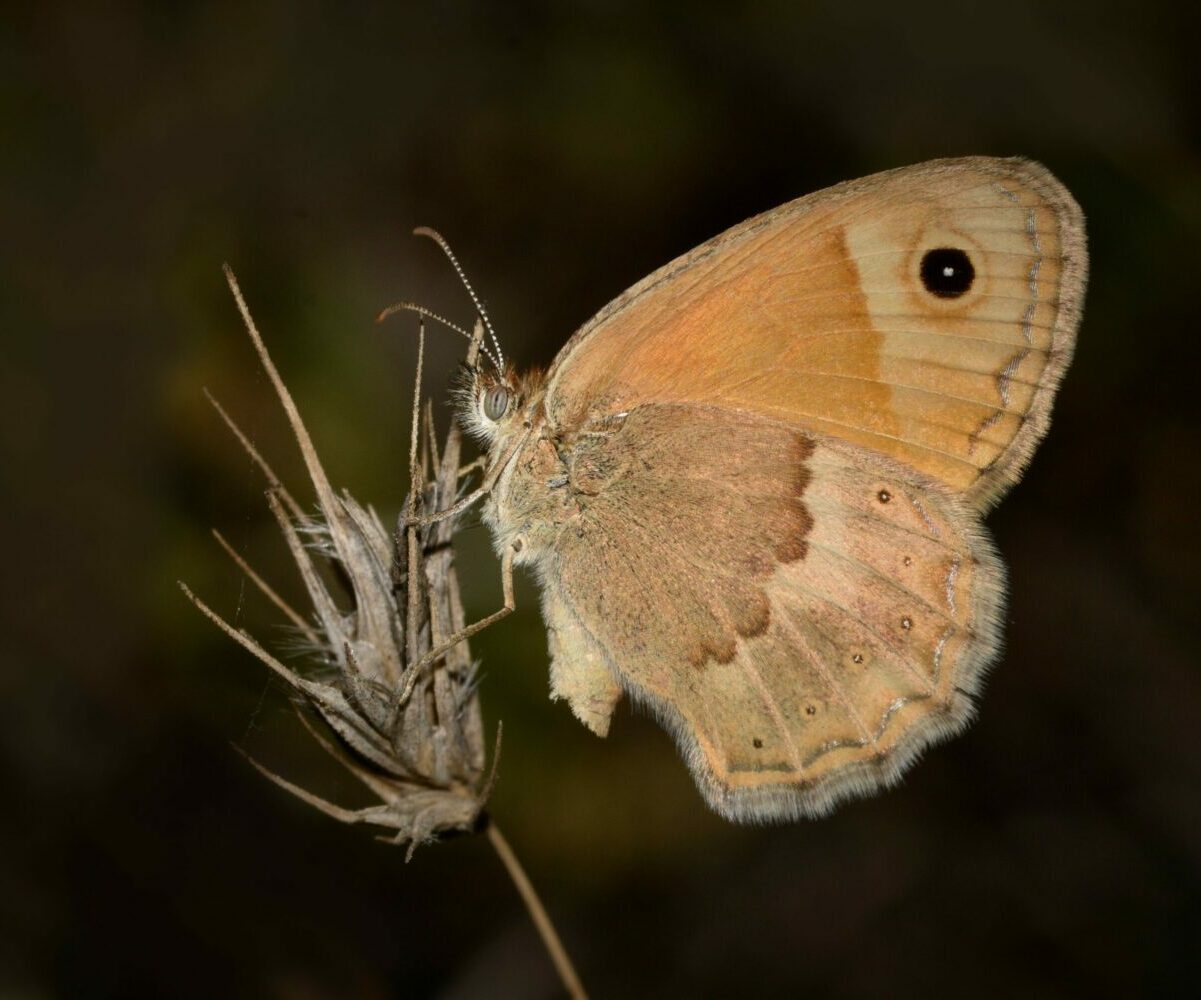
[413,227,505,372]
[376,300,502,373]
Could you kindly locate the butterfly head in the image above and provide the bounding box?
[456,361,546,456]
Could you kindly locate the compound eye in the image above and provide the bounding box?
[483,385,510,421]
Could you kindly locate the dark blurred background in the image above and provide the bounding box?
[3,2,1199,997]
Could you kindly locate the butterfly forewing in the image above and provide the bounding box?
[544,157,1085,510]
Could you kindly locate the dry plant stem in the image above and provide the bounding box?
[485,822,588,1000]
[204,388,305,519]
[404,324,426,671]
[193,272,588,991]
[211,528,320,644]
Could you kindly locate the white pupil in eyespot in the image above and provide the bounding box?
[484,386,509,420]
[943,266,955,277]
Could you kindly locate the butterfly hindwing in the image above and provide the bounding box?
[538,403,1004,820]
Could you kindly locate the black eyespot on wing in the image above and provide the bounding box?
[920,247,974,298]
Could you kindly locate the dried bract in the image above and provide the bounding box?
[183,266,499,859]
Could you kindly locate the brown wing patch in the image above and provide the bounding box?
[539,405,1004,821]
[558,404,814,672]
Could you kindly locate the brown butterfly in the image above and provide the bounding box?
[422,157,1086,822]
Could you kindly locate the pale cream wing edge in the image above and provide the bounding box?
[961,160,1086,509]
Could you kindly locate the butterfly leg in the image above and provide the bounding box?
[396,542,517,706]
[425,456,485,494]
[408,428,533,528]
[456,455,487,481]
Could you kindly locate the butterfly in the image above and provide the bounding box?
[430,157,1086,822]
